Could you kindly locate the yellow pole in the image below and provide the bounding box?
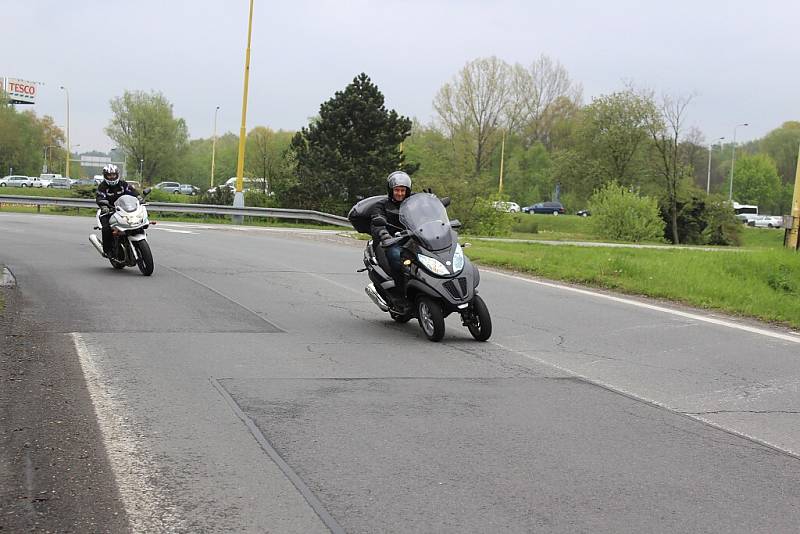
[787,143,800,250]
[498,129,506,194]
[211,105,219,188]
[235,0,254,194]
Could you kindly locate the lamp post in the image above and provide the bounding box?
[211,105,220,188]
[498,129,506,195]
[233,0,255,224]
[139,158,144,183]
[728,123,748,201]
[706,137,725,194]
[43,145,59,173]
[59,86,70,178]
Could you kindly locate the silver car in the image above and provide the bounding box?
[154,181,181,194]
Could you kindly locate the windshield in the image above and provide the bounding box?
[115,195,139,212]
[399,193,452,250]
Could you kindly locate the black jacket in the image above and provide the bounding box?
[369,193,415,242]
[95,180,138,207]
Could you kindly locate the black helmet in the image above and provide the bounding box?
[102,164,120,186]
[387,171,411,200]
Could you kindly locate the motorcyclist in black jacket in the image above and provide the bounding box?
[370,171,414,307]
[95,164,138,256]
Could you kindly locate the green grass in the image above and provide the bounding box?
[466,239,800,329]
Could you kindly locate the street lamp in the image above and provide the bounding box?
[139,158,144,183]
[211,105,220,188]
[233,0,255,223]
[706,137,725,194]
[728,123,748,201]
[43,145,59,173]
[59,86,70,178]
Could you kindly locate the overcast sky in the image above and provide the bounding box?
[6,0,798,152]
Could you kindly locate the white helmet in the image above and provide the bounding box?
[102,164,120,186]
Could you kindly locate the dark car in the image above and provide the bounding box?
[576,209,591,217]
[522,201,566,215]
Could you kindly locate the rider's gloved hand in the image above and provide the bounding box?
[379,229,392,245]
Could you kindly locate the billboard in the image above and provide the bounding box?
[2,77,38,104]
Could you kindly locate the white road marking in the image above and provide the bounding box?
[71,333,185,532]
[153,228,196,234]
[485,268,800,344]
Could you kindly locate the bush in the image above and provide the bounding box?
[589,182,664,242]
[660,191,741,246]
[463,196,514,236]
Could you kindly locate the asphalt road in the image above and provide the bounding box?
[2,211,800,533]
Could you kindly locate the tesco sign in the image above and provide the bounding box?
[2,77,38,104]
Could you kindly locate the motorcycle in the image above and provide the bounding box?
[349,193,492,342]
[88,188,155,276]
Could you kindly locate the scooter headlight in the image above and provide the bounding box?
[417,254,450,276]
[452,243,464,273]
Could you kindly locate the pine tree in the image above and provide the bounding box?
[288,73,417,213]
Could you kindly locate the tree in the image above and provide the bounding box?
[577,90,659,187]
[105,90,189,185]
[760,121,800,184]
[648,93,694,244]
[288,73,414,213]
[246,127,293,195]
[433,57,513,176]
[511,55,583,149]
[730,153,782,213]
[588,182,664,243]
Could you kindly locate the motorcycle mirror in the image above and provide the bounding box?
[450,219,462,229]
[142,187,152,196]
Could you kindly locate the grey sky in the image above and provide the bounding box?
[6,0,798,152]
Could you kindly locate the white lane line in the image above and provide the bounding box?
[153,228,196,234]
[490,339,800,459]
[485,269,800,344]
[71,333,185,532]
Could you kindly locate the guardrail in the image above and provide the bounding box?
[0,194,351,227]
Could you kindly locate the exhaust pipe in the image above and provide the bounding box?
[88,234,106,257]
[365,283,389,312]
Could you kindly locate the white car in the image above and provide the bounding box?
[749,215,783,228]
[30,177,52,188]
[0,175,32,187]
[492,201,521,213]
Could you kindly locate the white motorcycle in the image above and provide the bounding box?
[88,189,155,276]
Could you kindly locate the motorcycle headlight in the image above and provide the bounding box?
[417,254,450,276]
[452,243,464,273]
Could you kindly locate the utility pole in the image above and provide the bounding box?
[786,143,800,250]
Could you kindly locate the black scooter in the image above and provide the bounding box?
[349,193,492,342]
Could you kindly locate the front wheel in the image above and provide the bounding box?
[466,295,492,341]
[417,296,445,342]
[134,240,154,276]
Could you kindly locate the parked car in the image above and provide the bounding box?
[576,209,591,217]
[127,181,142,190]
[154,181,182,194]
[523,201,566,215]
[30,176,52,188]
[0,175,32,187]
[49,177,72,189]
[75,178,98,187]
[748,215,783,228]
[491,201,521,213]
[207,177,262,194]
[179,183,200,195]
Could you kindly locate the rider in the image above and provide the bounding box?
[95,164,138,257]
[370,171,414,306]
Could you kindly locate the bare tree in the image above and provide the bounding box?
[513,55,583,148]
[433,57,513,176]
[648,93,695,244]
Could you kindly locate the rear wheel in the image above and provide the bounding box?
[417,296,445,342]
[466,295,492,341]
[134,240,154,276]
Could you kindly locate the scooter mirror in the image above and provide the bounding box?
[450,219,462,229]
[440,196,451,207]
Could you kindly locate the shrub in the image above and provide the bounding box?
[464,196,514,236]
[661,190,741,246]
[588,182,664,242]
